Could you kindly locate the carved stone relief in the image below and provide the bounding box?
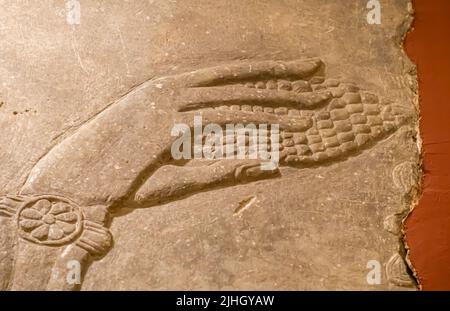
[0,0,419,290]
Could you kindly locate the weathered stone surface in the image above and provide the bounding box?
[0,0,419,290]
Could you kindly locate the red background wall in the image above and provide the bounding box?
[404,0,450,291]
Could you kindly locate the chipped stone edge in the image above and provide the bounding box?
[398,0,423,290]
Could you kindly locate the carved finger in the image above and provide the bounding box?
[175,86,332,112]
[134,160,280,206]
[174,58,324,88]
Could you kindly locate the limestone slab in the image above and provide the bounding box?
[0,0,419,290]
